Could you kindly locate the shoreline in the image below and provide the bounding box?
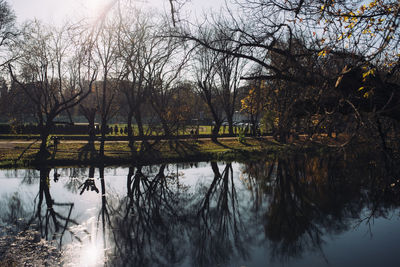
[0,137,335,169]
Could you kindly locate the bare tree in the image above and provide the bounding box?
[0,0,17,68]
[92,16,120,158]
[192,24,246,140]
[78,92,98,158]
[0,1,17,121]
[117,8,189,148]
[194,45,224,141]
[9,21,96,159]
[146,31,189,138]
[116,8,153,153]
[214,42,246,135]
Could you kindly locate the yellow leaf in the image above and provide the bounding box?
[369,1,376,8]
[358,86,365,91]
[362,68,375,78]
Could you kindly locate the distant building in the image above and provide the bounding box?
[233,111,247,123]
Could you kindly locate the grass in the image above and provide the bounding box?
[0,125,249,137]
[0,136,320,169]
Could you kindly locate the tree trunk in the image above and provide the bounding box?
[39,129,49,157]
[99,118,107,158]
[99,164,107,250]
[127,166,134,198]
[211,122,221,141]
[127,110,135,155]
[161,117,172,137]
[227,116,234,135]
[38,167,59,232]
[100,73,108,159]
[278,128,288,143]
[250,114,257,136]
[38,121,53,160]
[87,112,96,153]
[134,110,145,139]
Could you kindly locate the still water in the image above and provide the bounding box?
[0,153,400,267]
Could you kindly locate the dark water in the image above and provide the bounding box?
[1,152,400,267]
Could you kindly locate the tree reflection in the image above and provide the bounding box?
[242,152,400,263]
[63,167,88,193]
[99,164,111,252]
[73,163,110,266]
[189,162,250,267]
[0,166,103,256]
[107,164,188,267]
[23,169,40,185]
[78,166,99,194]
[35,166,84,247]
[262,158,328,261]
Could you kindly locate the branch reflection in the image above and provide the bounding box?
[190,162,250,267]
[107,164,188,266]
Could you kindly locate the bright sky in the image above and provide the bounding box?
[10,0,226,25]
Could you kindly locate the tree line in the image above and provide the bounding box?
[0,0,399,159]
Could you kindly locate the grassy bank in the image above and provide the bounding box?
[0,137,330,169]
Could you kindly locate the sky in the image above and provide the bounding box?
[10,0,227,25]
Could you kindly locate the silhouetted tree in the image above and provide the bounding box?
[9,21,96,159]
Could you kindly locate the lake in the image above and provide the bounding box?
[0,152,400,266]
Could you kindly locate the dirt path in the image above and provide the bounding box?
[0,140,90,150]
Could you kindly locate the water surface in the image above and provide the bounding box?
[1,153,400,266]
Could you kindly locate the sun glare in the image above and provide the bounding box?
[83,0,111,15]
[82,244,101,267]
[79,219,105,267]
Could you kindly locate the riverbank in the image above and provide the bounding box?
[0,137,338,168]
[0,230,61,266]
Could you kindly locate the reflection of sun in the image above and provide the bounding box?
[82,244,101,266]
[61,214,105,266]
[79,217,104,267]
